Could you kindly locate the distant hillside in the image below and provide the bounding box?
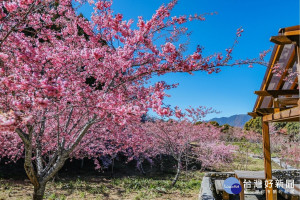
[209,114,251,128]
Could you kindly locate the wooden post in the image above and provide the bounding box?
[262,120,273,200]
[273,96,280,113]
[235,175,245,200]
[222,191,229,200]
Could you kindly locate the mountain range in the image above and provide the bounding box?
[209,114,251,128]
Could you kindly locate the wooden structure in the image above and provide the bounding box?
[235,171,277,200]
[248,25,300,200]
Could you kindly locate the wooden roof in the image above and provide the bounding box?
[249,25,300,122]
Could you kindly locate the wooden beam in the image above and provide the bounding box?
[291,77,298,89]
[262,45,283,91]
[255,90,299,97]
[270,36,293,45]
[262,120,273,200]
[276,49,296,90]
[255,45,284,110]
[263,106,300,122]
[247,112,262,118]
[284,30,300,36]
[267,47,297,108]
[256,108,285,115]
[273,99,280,113]
[279,25,300,33]
[275,97,299,106]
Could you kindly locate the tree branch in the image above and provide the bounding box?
[0,0,37,48]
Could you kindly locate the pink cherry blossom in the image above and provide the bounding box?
[0,0,268,198]
[4,2,18,13]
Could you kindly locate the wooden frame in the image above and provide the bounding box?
[262,121,274,200]
[263,106,300,122]
[254,89,299,97]
[249,25,300,200]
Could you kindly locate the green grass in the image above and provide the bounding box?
[107,171,204,199]
[223,154,283,171]
[230,141,263,155]
[0,170,204,200]
[112,175,201,192]
[221,141,283,171]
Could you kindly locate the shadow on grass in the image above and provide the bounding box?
[0,158,204,199]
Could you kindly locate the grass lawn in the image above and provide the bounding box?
[0,141,286,200]
[0,171,204,200]
[230,156,283,171]
[220,142,283,171]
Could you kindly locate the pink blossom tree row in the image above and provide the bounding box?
[0,0,267,199]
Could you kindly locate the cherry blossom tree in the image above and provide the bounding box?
[143,107,235,186]
[0,0,267,199]
[270,128,300,168]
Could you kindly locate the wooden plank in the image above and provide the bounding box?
[291,77,298,89]
[275,97,299,106]
[248,112,262,118]
[279,25,300,33]
[263,106,300,122]
[284,30,300,36]
[256,108,285,115]
[234,171,276,180]
[262,121,273,200]
[270,36,293,45]
[255,90,299,97]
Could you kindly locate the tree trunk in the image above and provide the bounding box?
[33,183,46,200]
[111,157,114,177]
[159,154,164,172]
[140,162,146,175]
[80,159,84,169]
[172,160,181,186]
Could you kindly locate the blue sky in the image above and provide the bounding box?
[77,0,299,119]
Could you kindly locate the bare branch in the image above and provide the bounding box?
[15,128,29,145]
[65,115,97,155]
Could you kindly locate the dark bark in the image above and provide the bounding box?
[159,154,164,172]
[33,183,46,200]
[111,157,114,177]
[16,115,97,200]
[139,161,146,175]
[80,159,84,169]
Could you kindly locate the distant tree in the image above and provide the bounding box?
[271,133,300,168]
[209,121,220,127]
[221,124,232,133]
[194,121,203,125]
[285,122,300,140]
[244,117,262,134]
[244,117,299,136]
[143,107,235,186]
